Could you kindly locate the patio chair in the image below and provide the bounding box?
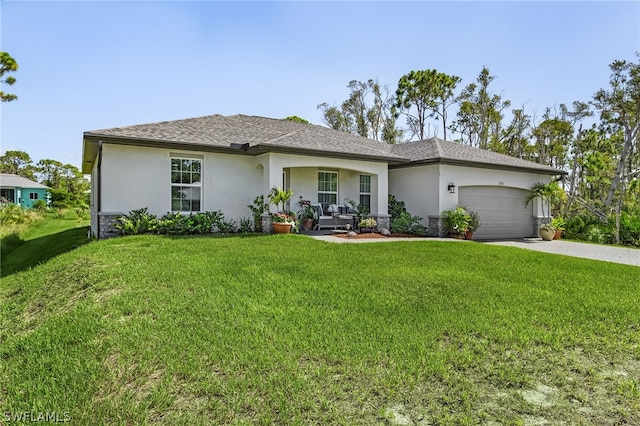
[311,203,353,230]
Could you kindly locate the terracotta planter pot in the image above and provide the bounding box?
[302,218,314,230]
[272,222,292,234]
[465,230,474,240]
[553,230,562,240]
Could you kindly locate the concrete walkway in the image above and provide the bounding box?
[484,239,640,267]
[309,234,639,267]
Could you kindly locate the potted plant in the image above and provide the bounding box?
[268,186,296,234]
[526,181,563,240]
[551,217,565,240]
[465,209,481,240]
[298,198,316,230]
[539,223,556,241]
[358,217,377,233]
[271,212,298,234]
[442,207,471,239]
[344,198,369,225]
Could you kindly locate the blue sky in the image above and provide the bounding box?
[1,1,639,169]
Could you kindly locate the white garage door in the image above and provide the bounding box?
[458,186,534,240]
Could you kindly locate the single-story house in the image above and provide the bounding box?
[0,174,50,209]
[81,114,564,239]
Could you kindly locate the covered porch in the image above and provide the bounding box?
[256,153,390,232]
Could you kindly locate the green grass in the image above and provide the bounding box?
[1,235,639,424]
[0,214,90,277]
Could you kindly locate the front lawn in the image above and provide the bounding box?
[0,235,638,424]
[0,212,90,277]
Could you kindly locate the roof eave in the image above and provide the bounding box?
[251,143,408,164]
[82,133,409,165]
[390,157,567,175]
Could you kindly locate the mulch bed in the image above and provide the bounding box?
[333,232,422,239]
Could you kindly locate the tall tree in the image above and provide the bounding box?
[318,78,403,143]
[500,107,534,159]
[452,67,511,149]
[316,103,351,133]
[559,101,593,215]
[592,54,640,208]
[0,150,34,179]
[35,159,65,188]
[395,69,461,141]
[35,160,90,208]
[0,51,18,102]
[532,112,573,169]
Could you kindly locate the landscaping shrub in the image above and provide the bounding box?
[115,208,158,235]
[248,195,269,233]
[564,213,605,241]
[388,194,407,222]
[618,211,640,246]
[32,199,47,213]
[0,204,43,238]
[116,208,242,236]
[391,211,426,235]
[239,217,253,234]
[563,211,640,246]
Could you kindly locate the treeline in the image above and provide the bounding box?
[316,54,640,226]
[0,150,89,209]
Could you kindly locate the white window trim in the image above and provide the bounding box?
[318,170,338,206]
[170,156,203,213]
[359,174,371,210]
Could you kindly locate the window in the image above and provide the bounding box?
[359,175,371,212]
[318,171,338,210]
[29,192,39,200]
[171,157,202,212]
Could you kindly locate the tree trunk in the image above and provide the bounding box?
[605,126,635,207]
[564,124,583,216]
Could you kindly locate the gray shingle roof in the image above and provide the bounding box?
[83,115,563,175]
[83,114,401,164]
[390,138,565,174]
[0,174,50,189]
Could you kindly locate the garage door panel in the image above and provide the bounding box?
[459,186,533,240]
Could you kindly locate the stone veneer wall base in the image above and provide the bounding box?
[532,216,549,238]
[428,216,445,237]
[373,214,391,232]
[261,213,273,234]
[98,212,122,239]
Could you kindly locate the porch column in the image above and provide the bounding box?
[371,171,390,231]
[262,154,282,214]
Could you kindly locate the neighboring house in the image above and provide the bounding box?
[82,114,564,239]
[0,174,50,209]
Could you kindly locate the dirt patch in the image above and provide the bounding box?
[519,384,558,407]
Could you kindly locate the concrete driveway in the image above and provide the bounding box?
[310,234,639,267]
[484,239,640,267]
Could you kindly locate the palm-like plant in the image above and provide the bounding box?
[526,181,565,229]
[268,187,294,212]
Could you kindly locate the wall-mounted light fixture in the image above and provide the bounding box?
[447,182,456,194]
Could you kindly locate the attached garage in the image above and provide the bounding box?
[459,186,534,240]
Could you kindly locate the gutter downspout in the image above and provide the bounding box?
[96,140,103,239]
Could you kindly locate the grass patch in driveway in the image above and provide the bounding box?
[1,235,639,424]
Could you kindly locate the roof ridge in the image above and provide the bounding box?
[429,138,445,158]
